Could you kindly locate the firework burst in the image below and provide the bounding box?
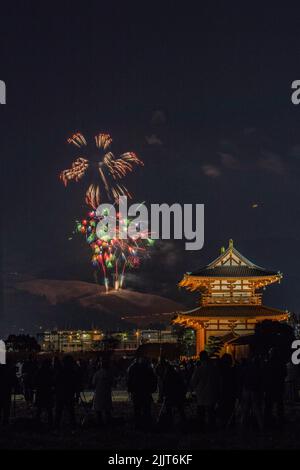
[75,207,154,292]
[60,132,143,208]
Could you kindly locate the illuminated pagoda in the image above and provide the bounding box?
[173,239,288,357]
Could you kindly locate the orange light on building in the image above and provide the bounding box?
[173,239,288,358]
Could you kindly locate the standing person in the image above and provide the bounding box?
[22,355,37,404]
[218,353,237,428]
[127,353,157,430]
[183,360,195,392]
[0,363,17,425]
[264,347,287,429]
[87,358,98,389]
[54,355,79,430]
[239,356,264,430]
[158,362,186,429]
[74,359,85,404]
[155,357,167,403]
[35,358,54,427]
[191,350,219,431]
[285,360,298,403]
[92,359,113,426]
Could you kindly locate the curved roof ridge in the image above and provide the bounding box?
[188,242,280,277]
[176,304,288,318]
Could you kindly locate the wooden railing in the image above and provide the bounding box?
[201,293,262,306]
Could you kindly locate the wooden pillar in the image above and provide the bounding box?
[195,326,205,355]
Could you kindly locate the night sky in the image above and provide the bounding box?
[2,3,300,323]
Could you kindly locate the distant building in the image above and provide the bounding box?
[173,239,289,358]
[140,329,177,344]
[38,328,178,353]
[38,330,103,352]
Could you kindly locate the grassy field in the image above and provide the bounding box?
[1,393,300,450]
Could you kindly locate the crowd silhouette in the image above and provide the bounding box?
[0,348,298,435]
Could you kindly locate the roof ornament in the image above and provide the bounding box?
[220,246,225,254]
[229,239,234,249]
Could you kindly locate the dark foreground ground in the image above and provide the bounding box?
[1,393,300,450]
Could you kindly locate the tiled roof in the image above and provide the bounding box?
[190,265,278,278]
[177,305,288,318]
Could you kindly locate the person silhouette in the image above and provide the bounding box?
[93,359,113,426]
[35,359,54,427]
[218,353,237,428]
[127,353,157,430]
[0,362,17,425]
[264,347,287,429]
[54,355,79,430]
[158,362,186,429]
[0,340,6,365]
[191,350,219,431]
